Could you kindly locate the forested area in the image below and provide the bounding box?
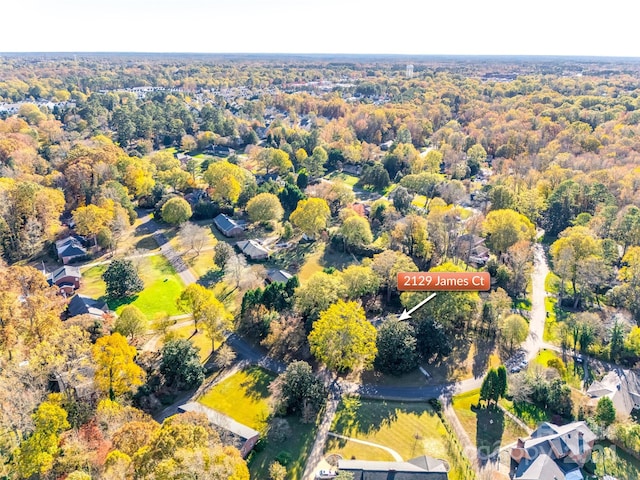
[3,54,640,478]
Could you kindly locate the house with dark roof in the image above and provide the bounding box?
[236,239,269,260]
[214,214,244,237]
[266,269,292,284]
[455,234,490,268]
[177,402,259,458]
[338,455,449,480]
[205,145,235,157]
[510,421,596,480]
[67,294,109,319]
[55,236,88,264]
[47,266,81,295]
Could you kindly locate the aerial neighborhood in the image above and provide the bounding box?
[1,53,640,480]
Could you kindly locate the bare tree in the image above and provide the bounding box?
[178,222,210,257]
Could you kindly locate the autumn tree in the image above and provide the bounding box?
[214,241,235,271]
[611,246,640,322]
[500,314,529,353]
[339,215,373,251]
[93,333,145,400]
[246,192,284,224]
[302,146,327,178]
[102,259,144,299]
[483,209,535,256]
[309,300,377,372]
[371,250,418,301]
[289,197,331,238]
[257,147,293,175]
[14,396,70,478]
[200,298,233,351]
[203,161,254,205]
[114,305,148,342]
[178,222,210,256]
[341,265,381,299]
[177,283,214,333]
[295,271,346,319]
[161,197,192,225]
[73,204,111,245]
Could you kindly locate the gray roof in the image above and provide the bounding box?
[177,402,259,441]
[48,265,81,284]
[56,236,87,257]
[214,214,242,234]
[67,294,108,317]
[339,456,449,480]
[267,269,292,284]
[236,239,269,259]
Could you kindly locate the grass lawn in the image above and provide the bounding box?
[199,366,275,431]
[499,398,549,429]
[168,323,216,363]
[545,271,560,294]
[198,367,316,480]
[297,243,326,282]
[326,397,452,463]
[532,349,584,389]
[543,296,558,342]
[326,171,359,187]
[79,255,184,318]
[452,389,528,455]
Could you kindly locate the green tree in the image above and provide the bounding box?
[114,305,148,342]
[496,365,508,399]
[72,204,110,245]
[295,271,346,319]
[609,320,625,363]
[375,318,418,375]
[93,333,145,400]
[161,197,192,225]
[595,396,616,428]
[290,197,331,238]
[339,215,373,251]
[275,361,326,416]
[258,148,293,175]
[480,368,500,405]
[246,192,284,224]
[341,265,381,299]
[309,300,377,372]
[160,339,205,389]
[391,186,413,214]
[200,298,233,351]
[102,259,144,299]
[278,182,306,213]
[303,146,327,178]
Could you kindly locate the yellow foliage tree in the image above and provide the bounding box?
[93,333,145,401]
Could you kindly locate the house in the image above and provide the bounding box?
[236,239,269,260]
[214,214,244,237]
[380,140,394,151]
[47,265,81,295]
[177,402,259,458]
[510,421,597,480]
[55,236,88,264]
[266,269,292,284]
[67,294,109,319]
[455,234,490,267]
[205,145,235,157]
[587,369,640,417]
[175,152,193,164]
[256,172,280,185]
[342,163,362,176]
[338,455,449,480]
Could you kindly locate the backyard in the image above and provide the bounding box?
[198,366,317,480]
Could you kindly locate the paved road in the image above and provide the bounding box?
[301,397,339,480]
[522,243,549,362]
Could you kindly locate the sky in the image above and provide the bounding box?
[2,0,638,57]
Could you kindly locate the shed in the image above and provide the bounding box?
[214,214,244,237]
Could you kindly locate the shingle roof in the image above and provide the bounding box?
[67,294,108,317]
[338,456,449,480]
[266,269,292,283]
[214,214,242,234]
[48,265,81,284]
[236,239,269,259]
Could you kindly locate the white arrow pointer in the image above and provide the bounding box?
[398,292,437,321]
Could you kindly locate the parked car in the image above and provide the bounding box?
[316,470,337,479]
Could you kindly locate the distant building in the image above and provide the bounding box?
[341,163,362,176]
[47,265,81,295]
[455,234,490,267]
[214,214,244,237]
[175,152,193,164]
[406,64,414,78]
[205,145,235,157]
[380,140,394,151]
[510,421,596,480]
[338,455,449,479]
[177,402,259,458]
[266,269,292,284]
[236,239,269,261]
[55,236,88,264]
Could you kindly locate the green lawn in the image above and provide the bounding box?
[198,367,316,480]
[297,243,326,282]
[169,324,217,363]
[499,398,549,429]
[412,195,428,207]
[326,171,359,187]
[199,366,274,431]
[543,296,558,342]
[79,255,184,318]
[452,389,528,455]
[326,397,451,463]
[545,271,561,294]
